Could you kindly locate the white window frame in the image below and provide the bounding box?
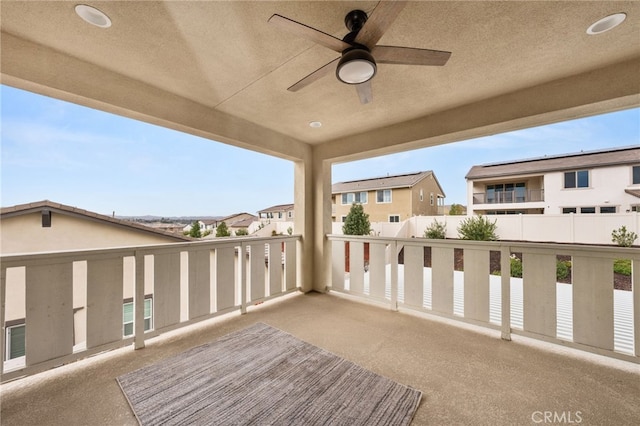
[564,170,589,189]
[633,165,640,185]
[389,215,400,223]
[5,323,26,361]
[123,297,153,337]
[376,189,392,204]
[430,192,434,206]
[342,192,368,205]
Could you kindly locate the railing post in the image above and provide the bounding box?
[390,241,398,312]
[500,245,511,341]
[0,266,6,375]
[240,243,247,314]
[634,258,639,357]
[134,251,145,350]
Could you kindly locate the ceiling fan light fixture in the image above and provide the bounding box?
[336,49,377,85]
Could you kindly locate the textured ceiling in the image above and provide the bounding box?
[1,1,639,161]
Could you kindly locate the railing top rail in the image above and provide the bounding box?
[326,234,639,258]
[0,235,302,266]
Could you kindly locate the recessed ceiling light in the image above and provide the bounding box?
[75,4,112,28]
[586,13,626,35]
[309,121,322,128]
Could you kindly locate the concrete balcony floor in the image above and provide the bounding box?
[1,292,639,425]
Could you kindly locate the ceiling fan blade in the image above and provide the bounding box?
[355,0,408,48]
[268,14,351,53]
[373,45,451,66]
[356,81,373,104]
[287,58,339,92]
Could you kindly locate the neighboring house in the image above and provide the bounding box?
[466,146,640,215]
[258,204,295,222]
[0,200,190,364]
[332,171,446,223]
[217,212,257,229]
[183,220,206,233]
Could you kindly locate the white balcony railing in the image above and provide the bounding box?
[1,236,300,382]
[473,189,544,204]
[328,235,639,363]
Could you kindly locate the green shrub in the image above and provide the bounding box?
[424,219,446,239]
[287,226,293,235]
[614,259,632,276]
[510,256,523,278]
[611,226,638,247]
[235,228,248,236]
[457,215,498,241]
[556,260,571,281]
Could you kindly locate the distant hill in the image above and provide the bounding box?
[118,216,224,224]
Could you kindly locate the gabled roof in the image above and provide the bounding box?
[466,146,640,180]
[1,200,191,242]
[219,212,257,224]
[258,203,294,213]
[332,171,444,195]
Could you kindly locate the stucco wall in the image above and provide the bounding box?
[544,165,639,214]
[1,211,183,254]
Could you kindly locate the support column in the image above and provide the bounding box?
[294,149,332,293]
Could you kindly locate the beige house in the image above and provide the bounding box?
[332,171,446,223]
[466,146,640,215]
[258,204,295,222]
[1,200,190,363]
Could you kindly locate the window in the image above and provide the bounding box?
[341,216,347,222]
[600,206,616,214]
[123,298,153,337]
[376,189,392,203]
[564,170,589,188]
[389,215,400,223]
[430,193,434,206]
[341,192,367,205]
[5,323,25,360]
[562,207,577,214]
[278,212,282,219]
[633,166,640,185]
[632,205,640,212]
[419,189,424,202]
[287,211,293,218]
[580,207,596,214]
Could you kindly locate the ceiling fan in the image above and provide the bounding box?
[268,0,451,104]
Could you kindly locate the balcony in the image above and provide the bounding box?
[473,189,545,204]
[1,236,638,425]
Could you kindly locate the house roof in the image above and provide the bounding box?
[219,213,257,225]
[258,204,294,213]
[1,200,191,242]
[1,2,637,165]
[332,171,444,195]
[230,218,256,228]
[625,189,640,199]
[466,146,640,180]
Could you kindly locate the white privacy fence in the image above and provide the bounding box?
[1,236,300,382]
[328,235,639,363]
[405,213,640,245]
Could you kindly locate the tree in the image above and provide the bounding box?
[189,221,202,238]
[342,203,371,235]
[449,203,465,215]
[216,221,230,237]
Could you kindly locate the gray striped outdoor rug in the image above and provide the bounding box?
[117,322,422,425]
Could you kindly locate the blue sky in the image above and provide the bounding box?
[2,85,639,217]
